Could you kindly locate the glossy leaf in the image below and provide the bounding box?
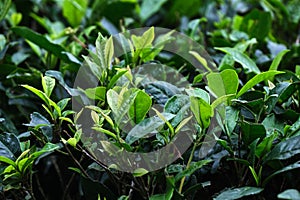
[186,88,210,104]
[31,143,61,159]
[24,112,53,142]
[164,95,190,128]
[214,187,263,200]
[240,121,266,145]
[264,135,300,162]
[145,81,181,105]
[107,69,128,89]
[125,113,175,145]
[0,133,21,160]
[237,71,285,97]
[215,47,260,74]
[278,189,300,200]
[269,49,290,71]
[219,38,257,71]
[263,161,300,186]
[0,156,15,167]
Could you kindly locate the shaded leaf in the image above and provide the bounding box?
[24,112,53,142]
[175,160,212,182]
[11,26,79,65]
[125,113,175,145]
[214,187,263,200]
[139,0,168,22]
[0,0,11,22]
[150,176,174,200]
[215,47,260,74]
[263,161,300,186]
[0,133,21,160]
[240,121,266,145]
[264,135,300,162]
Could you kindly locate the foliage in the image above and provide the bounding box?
[0,0,300,199]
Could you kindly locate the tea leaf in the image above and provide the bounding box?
[237,71,284,97]
[215,47,260,74]
[214,187,263,200]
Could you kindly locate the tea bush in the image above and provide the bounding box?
[0,0,300,199]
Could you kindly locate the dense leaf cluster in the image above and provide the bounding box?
[0,0,300,199]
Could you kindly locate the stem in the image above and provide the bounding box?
[178,129,204,194]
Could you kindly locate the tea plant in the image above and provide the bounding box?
[1,0,300,199]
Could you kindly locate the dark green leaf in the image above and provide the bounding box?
[11,26,79,65]
[225,107,239,136]
[164,95,190,127]
[215,47,260,74]
[150,176,174,200]
[214,187,263,200]
[238,9,272,41]
[145,81,181,105]
[24,112,53,142]
[0,133,21,160]
[125,113,175,145]
[175,160,212,182]
[107,69,128,89]
[240,121,266,145]
[0,0,11,22]
[264,135,300,162]
[0,110,18,134]
[262,114,284,136]
[263,161,300,186]
[140,0,168,22]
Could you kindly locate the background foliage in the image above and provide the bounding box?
[0,0,300,199]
